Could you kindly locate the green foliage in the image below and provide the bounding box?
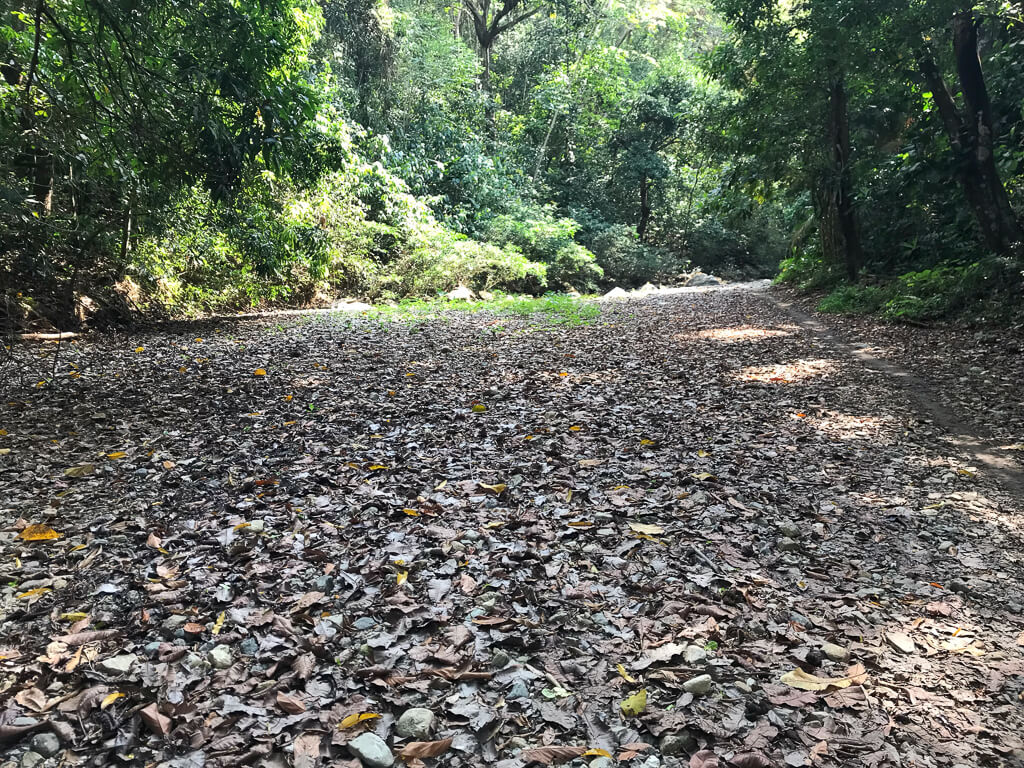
[367,292,601,326]
[479,206,604,291]
[815,261,1021,322]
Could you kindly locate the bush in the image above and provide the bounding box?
[478,205,603,291]
[585,224,671,287]
[817,284,888,314]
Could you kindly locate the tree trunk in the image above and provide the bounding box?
[638,176,651,243]
[952,10,1024,258]
[818,74,862,280]
[918,13,1024,260]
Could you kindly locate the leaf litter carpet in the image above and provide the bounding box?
[2,287,1024,768]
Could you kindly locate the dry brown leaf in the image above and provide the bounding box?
[690,751,720,768]
[729,753,773,768]
[618,743,653,760]
[140,702,172,736]
[277,691,306,714]
[14,688,46,712]
[780,663,867,692]
[519,746,588,765]
[399,738,453,760]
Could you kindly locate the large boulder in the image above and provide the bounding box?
[446,285,475,301]
[684,272,723,288]
[603,287,629,300]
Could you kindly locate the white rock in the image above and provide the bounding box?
[446,285,475,301]
[682,674,714,695]
[395,708,434,740]
[99,654,139,675]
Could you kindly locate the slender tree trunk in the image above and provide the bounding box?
[638,176,651,243]
[817,74,862,280]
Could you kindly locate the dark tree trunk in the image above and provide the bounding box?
[952,10,1024,257]
[919,11,1024,259]
[816,74,862,280]
[638,176,651,243]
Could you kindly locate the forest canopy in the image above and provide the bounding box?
[1,0,1023,325]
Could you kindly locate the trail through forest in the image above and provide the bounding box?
[2,286,1024,768]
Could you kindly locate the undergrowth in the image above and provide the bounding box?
[358,292,601,326]
[781,256,1023,322]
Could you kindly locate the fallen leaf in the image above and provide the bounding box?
[617,664,637,683]
[886,631,916,654]
[620,688,647,716]
[628,522,664,535]
[140,702,172,736]
[690,751,720,768]
[101,692,126,709]
[479,482,506,494]
[519,746,588,765]
[399,738,453,760]
[277,691,306,714]
[780,664,867,691]
[64,464,96,478]
[254,368,267,376]
[18,524,62,541]
[339,712,381,729]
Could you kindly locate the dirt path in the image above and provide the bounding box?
[2,286,1023,768]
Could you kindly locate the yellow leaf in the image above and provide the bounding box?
[233,522,251,532]
[254,368,267,376]
[568,520,594,527]
[691,472,716,481]
[101,692,126,710]
[483,521,505,529]
[339,712,381,729]
[403,508,421,516]
[434,480,447,490]
[107,451,127,460]
[479,482,506,494]
[617,664,637,683]
[780,668,864,691]
[17,587,51,599]
[18,524,62,541]
[195,338,203,343]
[369,464,389,471]
[583,749,612,758]
[61,612,88,621]
[697,450,709,457]
[640,439,655,446]
[628,522,664,536]
[472,403,487,413]
[135,347,144,353]
[283,421,296,426]
[396,571,408,585]
[212,611,225,635]
[64,464,96,478]
[569,425,582,431]
[620,688,647,716]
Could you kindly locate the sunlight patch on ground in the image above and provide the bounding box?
[677,326,796,344]
[735,358,837,384]
[811,412,887,441]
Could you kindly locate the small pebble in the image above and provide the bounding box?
[822,642,849,662]
[208,645,233,669]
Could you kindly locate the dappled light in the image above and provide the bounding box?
[734,358,837,384]
[676,327,797,344]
